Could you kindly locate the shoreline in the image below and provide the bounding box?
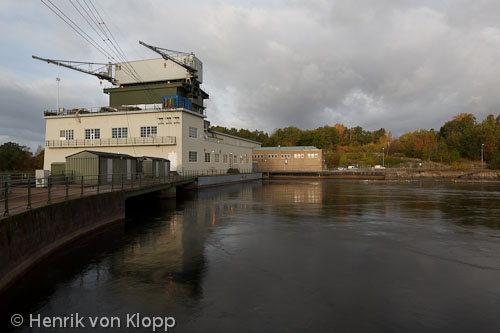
[263,169,500,182]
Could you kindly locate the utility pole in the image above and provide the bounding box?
[382,147,385,168]
[56,77,60,111]
[56,63,60,112]
[481,143,484,169]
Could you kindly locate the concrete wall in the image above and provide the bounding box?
[197,173,262,187]
[0,192,126,293]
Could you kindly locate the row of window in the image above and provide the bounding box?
[252,153,319,159]
[60,127,158,140]
[189,152,250,164]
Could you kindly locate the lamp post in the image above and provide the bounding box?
[481,143,484,169]
[382,147,385,168]
[56,77,60,112]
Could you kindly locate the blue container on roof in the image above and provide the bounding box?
[162,95,192,110]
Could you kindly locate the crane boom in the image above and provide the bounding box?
[138,41,197,75]
[32,55,116,84]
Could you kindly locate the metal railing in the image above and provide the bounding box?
[45,136,176,148]
[0,172,189,218]
[43,104,206,117]
[0,169,256,217]
[176,168,254,177]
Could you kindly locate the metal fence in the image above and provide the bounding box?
[0,169,256,217]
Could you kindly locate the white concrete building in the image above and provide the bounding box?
[38,42,261,171]
[43,107,261,173]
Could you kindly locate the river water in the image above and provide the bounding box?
[3,179,500,332]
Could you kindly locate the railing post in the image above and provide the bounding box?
[27,175,32,210]
[111,174,114,191]
[139,174,142,188]
[65,176,69,200]
[81,176,84,197]
[121,174,124,191]
[3,181,9,216]
[97,176,100,193]
[47,177,51,204]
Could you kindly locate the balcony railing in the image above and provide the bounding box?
[46,136,176,148]
[43,103,206,117]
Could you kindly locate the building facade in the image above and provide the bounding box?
[252,146,324,172]
[38,43,261,172]
[44,107,260,173]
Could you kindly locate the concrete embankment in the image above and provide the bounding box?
[265,170,500,181]
[0,191,125,294]
[0,173,262,293]
[197,173,262,187]
[385,170,500,181]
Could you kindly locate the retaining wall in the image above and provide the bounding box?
[197,173,262,187]
[0,191,125,293]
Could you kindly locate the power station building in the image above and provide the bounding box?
[38,42,261,173]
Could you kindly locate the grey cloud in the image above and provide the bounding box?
[2,0,500,148]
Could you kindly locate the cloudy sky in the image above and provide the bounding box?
[1,0,500,149]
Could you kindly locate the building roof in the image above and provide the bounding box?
[252,146,320,151]
[66,150,135,159]
[141,156,170,162]
[209,130,262,145]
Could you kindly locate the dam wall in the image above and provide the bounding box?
[0,191,125,293]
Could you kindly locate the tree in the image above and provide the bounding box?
[488,150,500,170]
[372,128,386,144]
[0,142,33,171]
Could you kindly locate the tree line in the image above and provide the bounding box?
[0,142,44,172]
[212,113,500,169]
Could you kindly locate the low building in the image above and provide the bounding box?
[252,146,324,172]
[65,150,138,185]
[141,156,170,178]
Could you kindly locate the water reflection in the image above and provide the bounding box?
[3,180,500,332]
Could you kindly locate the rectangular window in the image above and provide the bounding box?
[300,154,304,158]
[223,154,228,163]
[314,153,319,158]
[240,156,243,163]
[112,127,128,138]
[189,151,198,162]
[60,129,74,140]
[59,129,74,140]
[85,128,100,139]
[234,155,238,164]
[215,153,220,163]
[189,126,197,138]
[205,152,211,163]
[140,126,157,137]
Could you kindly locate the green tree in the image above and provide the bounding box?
[0,142,32,171]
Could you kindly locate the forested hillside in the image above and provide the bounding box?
[212,113,500,169]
